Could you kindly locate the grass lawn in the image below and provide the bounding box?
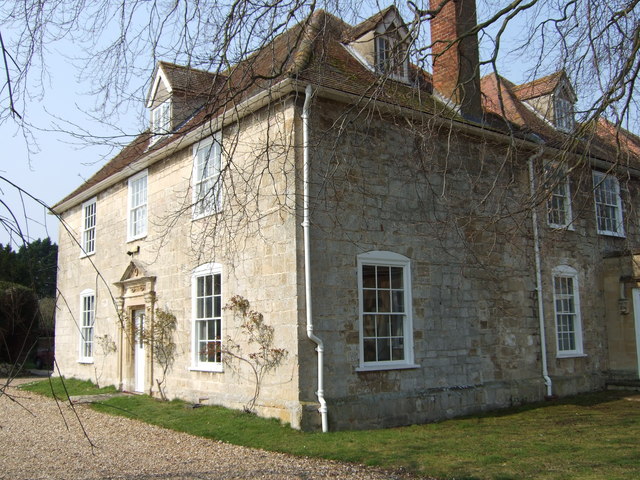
[21,378,640,480]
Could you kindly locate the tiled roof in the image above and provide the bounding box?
[481,71,640,167]
[56,132,152,207]
[54,9,640,211]
[589,118,640,165]
[481,72,566,145]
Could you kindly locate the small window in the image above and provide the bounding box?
[593,171,624,237]
[151,100,171,135]
[128,170,148,241]
[375,35,407,80]
[552,266,583,357]
[555,96,574,132]
[544,162,572,229]
[82,197,97,255]
[357,251,414,370]
[79,289,95,363]
[193,134,222,218]
[191,263,223,372]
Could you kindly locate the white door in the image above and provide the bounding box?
[631,289,640,379]
[133,309,146,393]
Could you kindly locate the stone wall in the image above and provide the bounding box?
[301,95,634,429]
[55,96,306,427]
[55,87,640,432]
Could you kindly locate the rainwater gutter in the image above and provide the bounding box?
[527,138,553,398]
[302,84,328,432]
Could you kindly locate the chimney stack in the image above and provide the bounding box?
[430,0,482,120]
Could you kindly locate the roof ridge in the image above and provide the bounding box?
[158,61,215,75]
[287,9,349,75]
[512,70,565,100]
[343,5,399,42]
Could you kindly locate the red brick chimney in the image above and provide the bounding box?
[430,0,482,120]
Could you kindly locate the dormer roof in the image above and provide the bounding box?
[146,61,223,108]
[513,70,577,103]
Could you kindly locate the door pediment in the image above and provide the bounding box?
[114,261,156,299]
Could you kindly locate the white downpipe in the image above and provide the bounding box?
[528,144,553,398]
[302,84,328,432]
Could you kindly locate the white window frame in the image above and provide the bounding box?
[192,134,222,219]
[554,96,574,132]
[375,35,408,82]
[356,251,416,371]
[191,263,223,372]
[151,100,171,136]
[552,265,584,358]
[544,162,573,229]
[127,170,148,241]
[79,289,95,363]
[81,197,97,256]
[593,171,624,237]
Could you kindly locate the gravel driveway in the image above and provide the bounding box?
[0,378,423,480]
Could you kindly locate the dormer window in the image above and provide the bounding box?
[345,7,410,83]
[375,36,391,73]
[375,35,407,80]
[151,100,171,135]
[555,96,574,132]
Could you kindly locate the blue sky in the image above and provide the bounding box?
[1,40,143,248]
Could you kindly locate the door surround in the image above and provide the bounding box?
[113,261,156,393]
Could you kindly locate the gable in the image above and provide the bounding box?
[554,79,577,104]
[146,65,173,109]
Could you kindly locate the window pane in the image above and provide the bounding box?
[377,266,390,288]
[199,341,208,362]
[391,337,404,361]
[377,339,391,361]
[213,274,221,295]
[197,277,205,297]
[376,315,390,337]
[205,275,212,296]
[204,296,212,318]
[362,265,376,288]
[390,267,403,288]
[198,321,208,340]
[363,290,377,312]
[392,291,404,313]
[196,297,204,319]
[363,315,376,337]
[363,339,376,362]
[214,296,221,318]
[390,315,403,336]
[377,290,390,312]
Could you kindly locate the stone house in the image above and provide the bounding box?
[53,2,640,431]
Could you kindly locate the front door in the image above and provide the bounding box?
[133,309,146,393]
